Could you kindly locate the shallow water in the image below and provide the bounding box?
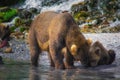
[0,55,120,80]
[0,64,120,80]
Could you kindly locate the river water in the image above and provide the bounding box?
[21,0,84,12]
[0,52,120,80]
[0,54,120,80]
[0,63,119,80]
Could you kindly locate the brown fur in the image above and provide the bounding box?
[29,11,90,69]
[89,41,116,67]
[0,24,10,39]
[0,23,10,48]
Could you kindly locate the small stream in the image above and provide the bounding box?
[0,55,120,80]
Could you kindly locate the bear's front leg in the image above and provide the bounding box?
[48,52,55,67]
[49,44,65,69]
[63,48,75,69]
[29,31,40,67]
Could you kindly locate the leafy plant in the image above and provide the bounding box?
[10,26,16,33]
[20,26,26,32]
[0,8,18,22]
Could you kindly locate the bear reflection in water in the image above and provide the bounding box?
[29,67,116,80]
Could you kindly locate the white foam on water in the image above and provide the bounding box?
[21,0,42,9]
[21,0,84,12]
[41,0,84,12]
[110,20,120,27]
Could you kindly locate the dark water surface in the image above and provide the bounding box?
[0,58,120,80]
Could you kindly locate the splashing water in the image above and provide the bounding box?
[21,0,84,12]
[21,0,42,9]
[41,0,84,12]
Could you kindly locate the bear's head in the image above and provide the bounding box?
[70,38,93,66]
[88,41,116,67]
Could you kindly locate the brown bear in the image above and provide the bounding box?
[29,11,92,69]
[89,41,116,67]
[0,23,10,48]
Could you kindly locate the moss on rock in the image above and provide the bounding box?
[0,7,18,22]
[73,11,89,23]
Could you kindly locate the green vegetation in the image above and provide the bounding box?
[71,0,120,33]
[73,11,89,22]
[10,26,16,33]
[14,17,23,27]
[0,8,18,22]
[20,26,26,32]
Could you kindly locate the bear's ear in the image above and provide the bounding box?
[108,49,116,64]
[86,38,92,46]
[71,44,77,56]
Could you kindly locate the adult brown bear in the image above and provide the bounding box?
[89,41,116,67]
[29,11,92,69]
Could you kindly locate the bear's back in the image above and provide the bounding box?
[31,11,58,30]
[30,11,58,43]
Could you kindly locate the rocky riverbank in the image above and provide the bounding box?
[0,0,120,34]
[0,38,29,61]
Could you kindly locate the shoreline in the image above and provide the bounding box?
[0,33,120,61]
[0,33,120,73]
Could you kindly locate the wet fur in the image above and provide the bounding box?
[89,41,116,66]
[29,11,90,69]
[0,23,10,48]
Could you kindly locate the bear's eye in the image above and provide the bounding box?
[95,48,101,56]
[102,56,107,61]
